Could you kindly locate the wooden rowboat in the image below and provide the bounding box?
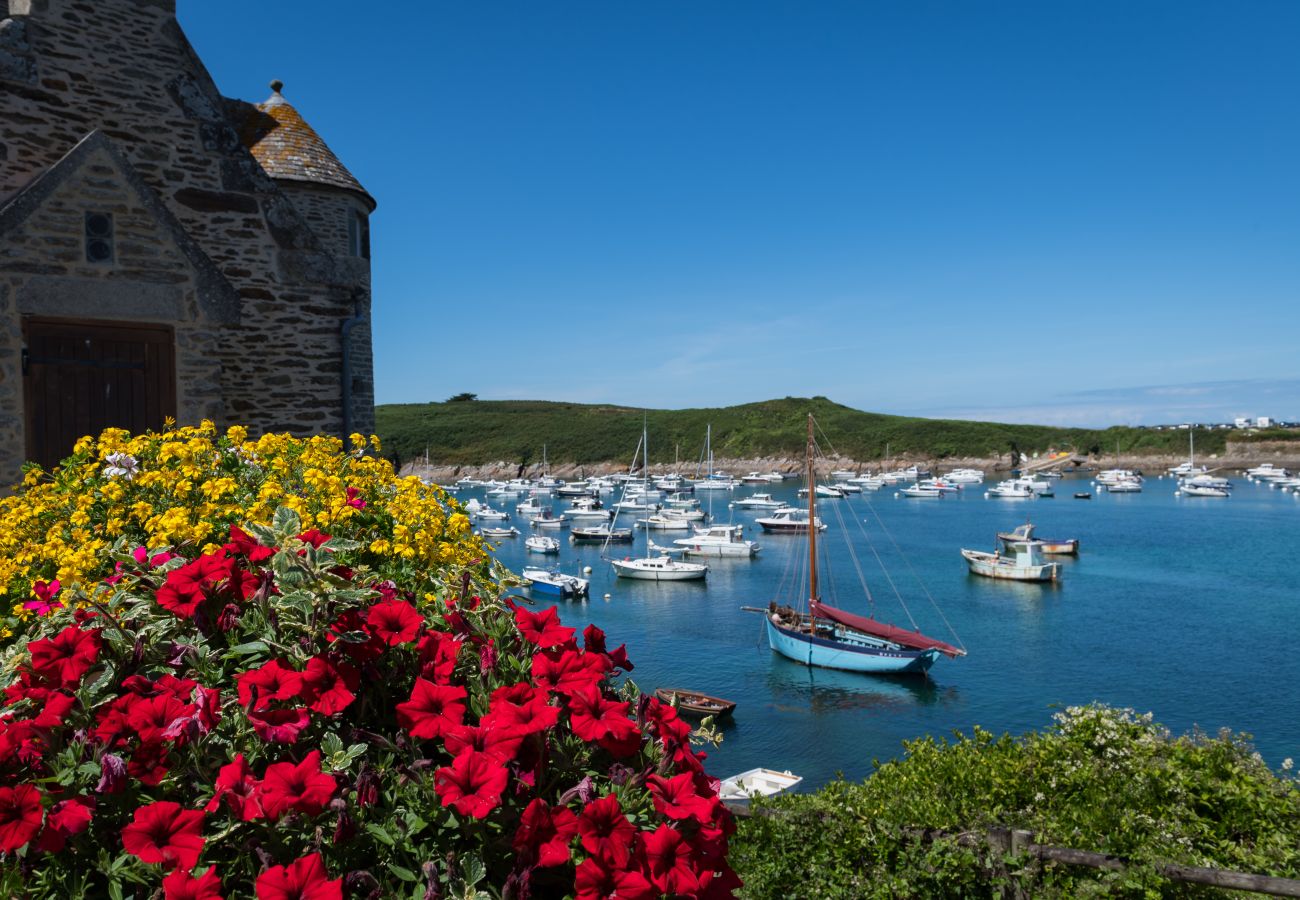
[654,687,736,718]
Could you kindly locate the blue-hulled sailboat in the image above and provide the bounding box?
[761,415,965,675]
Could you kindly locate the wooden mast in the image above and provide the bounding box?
[807,414,819,613]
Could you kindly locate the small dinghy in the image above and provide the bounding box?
[1073,492,1092,500]
[718,768,802,803]
[654,687,736,718]
[521,568,589,598]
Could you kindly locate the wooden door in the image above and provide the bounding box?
[22,318,176,470]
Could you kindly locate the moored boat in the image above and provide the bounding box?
[673,524,760,558]
[961,534,1059,581]
[570,525,633,543]
[718,768,802,803]
[654,688,736,718]
[525,535,560,554]
[732,492,784,510]
[521,567,589,598]
[756,507,826,533]
[479,526,519,539]
[996,522,1078,555]
[611,554,708,581]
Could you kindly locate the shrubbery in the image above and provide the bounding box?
[0,426,738,898]
[730,705,1300,898]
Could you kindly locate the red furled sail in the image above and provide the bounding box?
[810,601,965,658]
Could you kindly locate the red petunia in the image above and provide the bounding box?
[396,679,466,740]
[300,656,358,716]
[261,750,337,820]
[574,855,655,900]
[584,624,635,672]
[434,750,508,819]
[531,647,612,698]
[365,598,423,646]
[34,795,93,853]
[514,605,576,648]
[32,690,76,729]
[255,852,342,900]
[0,784,44,852]
[643,823,700,896]
[443,721,523,765]
[127,739,173,786]
[155,553,233,618]
[578,794,639,868]
[325,609,385,663]
[126,693,194,744]
[121,801,205,870]
[205,754,265,821]
[236,660,304,712]
[647,772,720,824]
[23,579,62,616]
[416,630,462,682]
[567,686,641,757]
[296,529,332,549]
[512,798,578,867]
[483,682,560,735]
[225,525,276,563]
[247,708,311,744]
[163,865,224,899]
[28,625,102,688]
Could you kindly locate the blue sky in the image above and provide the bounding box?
[182,1,1299,426]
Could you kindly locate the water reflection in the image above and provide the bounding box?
[763,656,957,713]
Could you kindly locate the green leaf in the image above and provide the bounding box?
[107,880,124,900]
[461,855,485,887]
[226,641,270,657]
[366,823,396,846]
[272,506,302,537]
[389,864,419,883]
[321,732,344,757]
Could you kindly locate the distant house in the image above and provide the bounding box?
[0,0,375,480]
[1234,417,1252,429]
[1256,417,1273,429]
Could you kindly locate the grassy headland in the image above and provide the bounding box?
[374,396,1294,468]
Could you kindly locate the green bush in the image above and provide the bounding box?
[730,705,1300,898]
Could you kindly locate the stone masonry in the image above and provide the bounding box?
[0,0,375,480]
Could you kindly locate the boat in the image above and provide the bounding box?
[636,514,692,531]
[1073,492,1092,500]
[530,510,567,530]
[525,535,560,554]
[1096,468,1143,486]
[741,472,770,484]
[690,425,738,490]
[899,484,943,498]
[830,470,857,481]
[515,497,545,515]
[718,768,802,803]
[1105,478,1143,493]
[570,524,633,544]
[475,506,510,521]
[611,554,708,580]
[672,524,760,558]
[556,482,597,497]
[759,415,966,675]
[653,688,737,718]
[943,468,985,484]
[985,481,1034,499]
[1246,463,1291,481]
[1179,483,1230,498]
[798,484,845,498]
[521,568,589,598]
[756,507,826,533]
[732,492,784,510]
[479,526,519,539]
[995,522,1078,555]
[961,533,1060,582]
[848,474,885,490]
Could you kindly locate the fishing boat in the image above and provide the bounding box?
[570,525,633,544]
[525,535,560,554]
[516,496,545,515]
[961,534,1059,581]
[1246,463,1291,481]
[758,415,965,675]
[996,523,1078,555]
[653,687,737,718]
[673,524,759,558]
[732,492,784,509]
[756,507,826,533]
[521,567,589,598]
[718,769,802,803]
[479,526,519,539]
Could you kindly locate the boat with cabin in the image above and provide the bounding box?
[525,535,560,554]
[996,522,1078,555]
[961,532,1060,581]
[732,492,784,510]
[521,567,590,598]
[570,524,633,544]
[756,507,826,533]
[672,524,760,558]
[479,526,519,539]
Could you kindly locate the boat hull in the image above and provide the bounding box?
[961,550,1058,581]
[764,618,940,674]
[611,561,707,581]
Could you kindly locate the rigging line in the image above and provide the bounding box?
[602,432,642,561]
[828,489,877,615]
[845,493,920,630]
[860,493,967,652]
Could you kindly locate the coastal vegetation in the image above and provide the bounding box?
[375,396,1298,468]
[729,705,1300,898]
[0,425,737,898]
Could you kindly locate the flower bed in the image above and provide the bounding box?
[0,426,738,897]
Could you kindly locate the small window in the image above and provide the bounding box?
[346,210,370,260]
[85,212,114,264]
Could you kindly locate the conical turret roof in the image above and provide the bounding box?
[237,81,374,209]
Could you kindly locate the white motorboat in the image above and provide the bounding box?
[961,535,1059,582]
[943,468,985,484]
[479,526,519,539]
[985,481,1034,499]
[899,484,942,498]
[521,567,589,598]
[1181,473,1231,490]
[849,474,885,490]
[732,492,784,510]
[1246,463,1291,481]
[530,510,567,530]
[636,514,692,531]
[1105,478,1143,493]
[475,506,509,521]
[1179,483,1230,498]
[673,524,760,558]
[662,492,701,510]
[1168,461,1207,477]
[741,472,770,484]
[613,498,660,512]
[525,535,560,554]
[756,507,826,532]
[836,482,863,493]
[919,478,961,494]
[516,497,545,515]
[556,482,597,497]
[798,484,845,498]
[830,470,857,481]
[718,768,802,803]
[1096,469,1143,486]
[611,554,708,581]
[1009,475,1053,497]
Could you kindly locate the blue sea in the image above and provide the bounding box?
[462,474,1300,789]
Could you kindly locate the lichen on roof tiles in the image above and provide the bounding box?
[234,85,373,207]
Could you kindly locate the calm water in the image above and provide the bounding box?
[465,475,1300,789]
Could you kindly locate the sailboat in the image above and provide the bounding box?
[605,420,709,581]
[691,424,737,491]
[758,415,965,675]
[1168,428,1207,478]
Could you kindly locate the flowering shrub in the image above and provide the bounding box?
[0,428,739,897]
[0,422,480,641]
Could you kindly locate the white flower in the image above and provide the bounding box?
[1283,758,1294,772]
[102,452,139,480]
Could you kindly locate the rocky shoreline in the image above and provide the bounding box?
[402,444,1300,483]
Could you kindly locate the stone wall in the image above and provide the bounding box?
[0,0,375,478]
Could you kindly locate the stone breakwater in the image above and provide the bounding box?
[402,443,1300,483]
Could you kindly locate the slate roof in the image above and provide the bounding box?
[233,84,374,209]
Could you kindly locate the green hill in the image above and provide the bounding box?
[373,396,1239,468]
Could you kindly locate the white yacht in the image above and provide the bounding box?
[673,524,760,558]
[943,468,985,484]
[731,492,784,510]
[756,507,826,532]
[986,481,1034,499]
[525,535,560,554]
[610,555,708,581]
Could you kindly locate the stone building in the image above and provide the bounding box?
[0,0,375,480]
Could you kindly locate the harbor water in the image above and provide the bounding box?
[462,475,1300,789]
